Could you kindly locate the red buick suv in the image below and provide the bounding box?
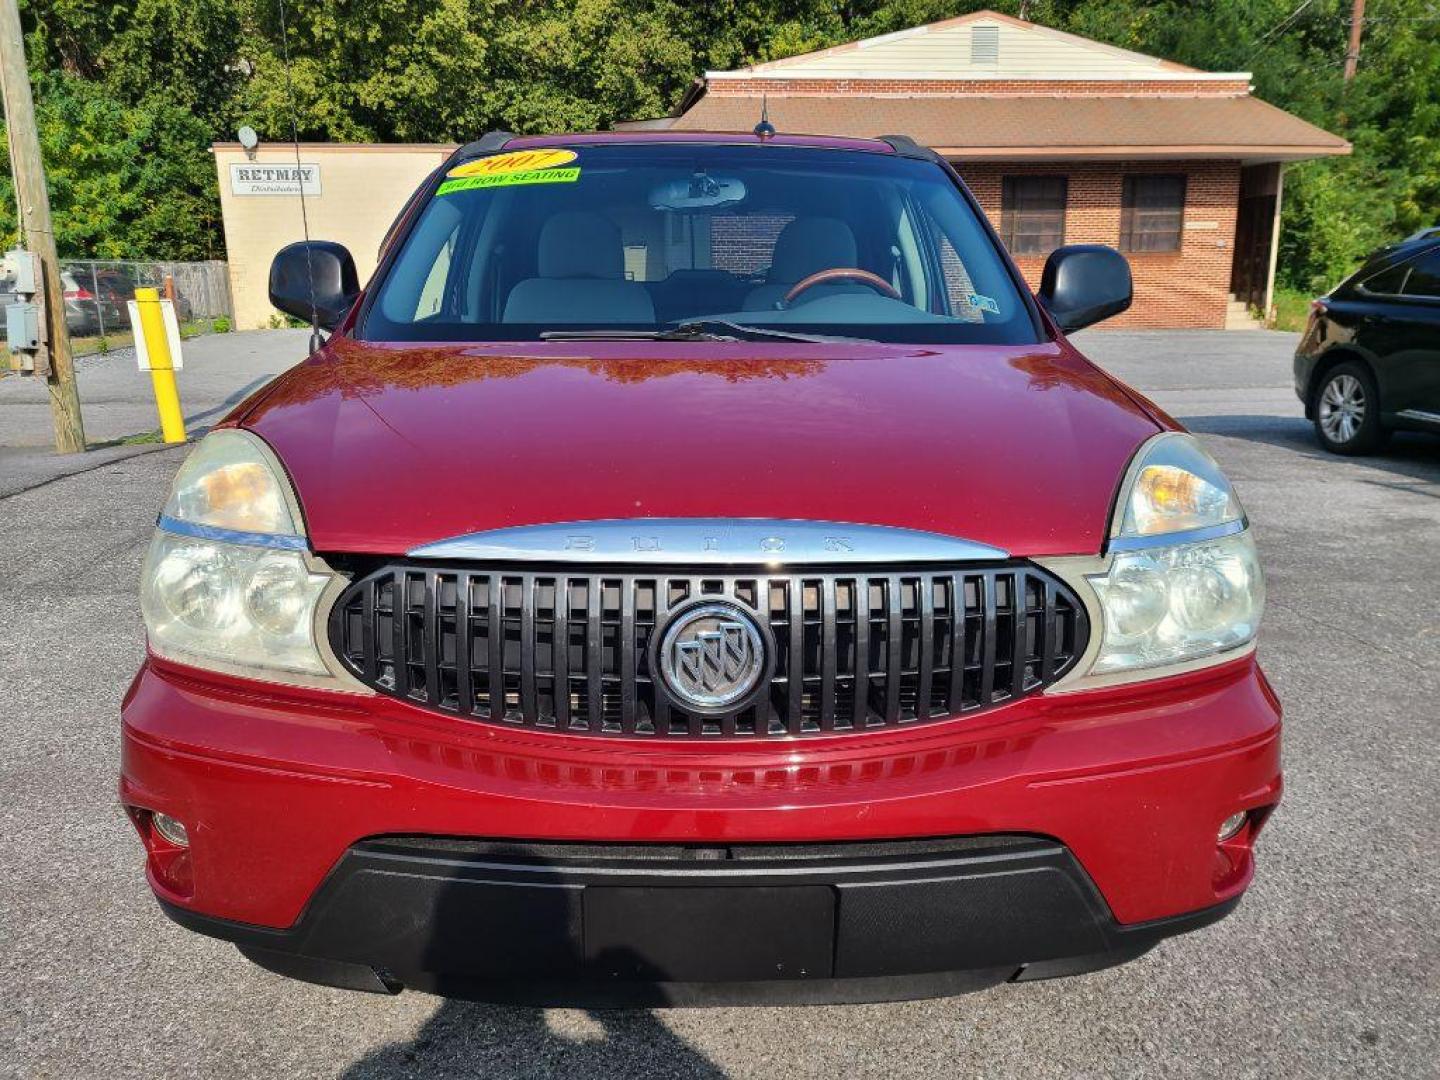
[121,131,1280,1005]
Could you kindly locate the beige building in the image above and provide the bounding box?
[212,142,455,329]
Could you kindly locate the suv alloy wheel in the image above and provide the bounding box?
[1315,361,1388,454]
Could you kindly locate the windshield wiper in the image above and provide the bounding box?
[540,324,733,342]
[540,320,873,344]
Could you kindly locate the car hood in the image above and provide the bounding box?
[238,336,1166,558]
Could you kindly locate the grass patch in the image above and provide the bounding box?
[72,333,130,356]
[1270,287,1315,333]
[117,429,165,445]
[70,317,232,358]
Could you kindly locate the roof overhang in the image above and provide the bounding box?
[705,69,1253,82]
[668,92,1351,164]
[931,146,1350,164]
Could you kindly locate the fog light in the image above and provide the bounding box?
[152,812,190,847]
[1217,810,1248,842]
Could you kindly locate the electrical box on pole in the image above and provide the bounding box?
[5,247,46,374]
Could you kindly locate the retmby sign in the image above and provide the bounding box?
[230,163,322,197]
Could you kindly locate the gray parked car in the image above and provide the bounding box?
[0,269,128,340]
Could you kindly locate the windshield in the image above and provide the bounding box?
[361,143,1040,345]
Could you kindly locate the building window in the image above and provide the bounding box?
[1001,176,1067,255]
[1121,174,1186,252]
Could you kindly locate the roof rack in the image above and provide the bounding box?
[879,134,941,161]
[445,130,516,167]
[1403,226,1440,243]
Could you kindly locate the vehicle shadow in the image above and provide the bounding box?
[337,997,727,1079]
[334,842,729,1079]
[1183,413,1440,493]
[180,374,277,430]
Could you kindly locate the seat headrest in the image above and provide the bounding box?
[539,212,623,279]
[771,217,858,283]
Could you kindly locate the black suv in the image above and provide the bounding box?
[1294,229,1440,454]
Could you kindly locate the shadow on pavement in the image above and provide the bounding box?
[180,373,277,430]
[331,842,728,1079]
[1183,413,1440,491]
[83,373,278,451]
[338,999,727,1079]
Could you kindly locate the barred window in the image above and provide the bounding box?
[1121,174,1186,253]
[1001,176,1066,256]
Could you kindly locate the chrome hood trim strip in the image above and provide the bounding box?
[407,518,1009,565]
[157,513,310,552]
[1106,518,1246,554]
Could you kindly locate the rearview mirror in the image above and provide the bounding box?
[650,172,747,211]
[1038,244,1132,333]
[269,241,360,330]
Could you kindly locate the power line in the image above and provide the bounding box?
[275,0,321,352]
[1258,0,1319,44]
[1247,0,1319,64]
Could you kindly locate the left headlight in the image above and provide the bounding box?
[140,429,348,685]
[1069,432,1265,683]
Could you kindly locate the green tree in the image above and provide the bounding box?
[0,72,222,259]
[1,0,1434,278]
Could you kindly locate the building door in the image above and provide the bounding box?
[1231,164,1281,312]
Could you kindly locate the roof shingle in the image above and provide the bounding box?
[669,93,1350,161]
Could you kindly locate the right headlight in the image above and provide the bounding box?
[140,429,357,688]
[1059,432,1265,685]
[1088,530,1263,674]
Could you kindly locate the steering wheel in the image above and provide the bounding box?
[783,268,902,306]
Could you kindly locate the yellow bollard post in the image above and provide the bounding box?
[135,287,186,443]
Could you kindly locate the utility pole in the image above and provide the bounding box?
[0,0,84,453]
[1343,0,1366,82]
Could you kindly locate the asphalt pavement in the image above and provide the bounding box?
[0,330,310,497]
[2,330,1437,1079]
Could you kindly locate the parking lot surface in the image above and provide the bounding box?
[2,330,1437,1078]
[0,330,309,497]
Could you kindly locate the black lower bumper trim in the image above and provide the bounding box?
[161,835,1239,1007]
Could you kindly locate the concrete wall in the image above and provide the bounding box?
[213,143,453,329]
[958,159,1242,329]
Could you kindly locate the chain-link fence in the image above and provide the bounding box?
[54,260,232,340]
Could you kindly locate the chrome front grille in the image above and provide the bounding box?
[328,563,1089,739]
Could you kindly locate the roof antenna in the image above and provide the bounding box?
[275,0,322,354]
[753,94,776,139]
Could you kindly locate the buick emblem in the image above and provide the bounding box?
[658,602,767,711]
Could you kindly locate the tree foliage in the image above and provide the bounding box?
[0,71,222,259]
[1,0,1434,289]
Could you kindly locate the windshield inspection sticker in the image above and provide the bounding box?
[447,149,577,179]
[437,168,580,195]
[967,293,1001,315]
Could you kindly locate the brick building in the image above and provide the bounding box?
[640,10,1349,329]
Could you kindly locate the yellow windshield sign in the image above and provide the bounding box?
[447,149,577,179]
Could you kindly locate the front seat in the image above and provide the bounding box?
[743,217,860,310]
[503,211,655,324]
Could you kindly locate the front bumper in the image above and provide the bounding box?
[160,835,1239,1006]
[121,652,1281,1002]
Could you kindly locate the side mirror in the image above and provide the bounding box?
[1038,244,1132,333]
[269,241,360,330]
